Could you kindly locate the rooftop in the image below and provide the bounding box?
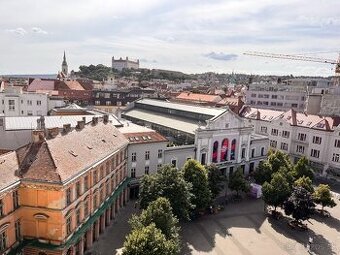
[176,92,222,103]
[123,131,167,144]
[0,151,20,191]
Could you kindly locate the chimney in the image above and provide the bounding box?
[116,107,122,120]
[92,116,99,125]
[47,127,59,139]
[63,124,71,134]
[32,130,45,143]
[103,114,109,124]
[291,109,297,126]
[37,116,46,130]
[76,120,85,130]
[256,110,261,120]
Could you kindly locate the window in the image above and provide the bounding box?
[13,190,19,209]
[76,208,81,225]
[0,200,3,217]
[37,100,42,105]
[145,151,150,160]
[260,126,267,133]
[332,153,340,162]
[261,147,265,156]
[296,145,305,154]
[15,220,21,241]
[201,153,206,165]
[241,148,246,159]
[171,159,177,168]
[27,110,33,116]
[272,95,277,99]
[131,168,136,178]
[27,100,32,106]
[157,164,162,169]
[270,140,277,148]
[312,136,322,144]
[282,130,290,138]
[84,200,89,218]
[76,181,81,198]
[66,217,72,236]
[8,100,15,111]
[310,149,320,158]
[66,188,72,206]
[0,231,6,252]
[84,176,89,191]
[298,133,306,141]
[251,93,257,97]
[251,148,255,158]
[334,139,340,148]
[212,141,218,163]
[280,142,288,151]
[145,166,149,175]
[158,149,163,158]
[131,152,136,162]
[105,101,111,106]
[100,166,104,179]
[230,139,236,160]
[271,129,278,136]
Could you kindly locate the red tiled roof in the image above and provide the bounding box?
[27,79,56,92]
[176,92,222,103]
[64,80,85,90]
[17,122,128,183]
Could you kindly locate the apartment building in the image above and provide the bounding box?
[0,116,129,255]
[241,106,340,179]
[0,86,65,117]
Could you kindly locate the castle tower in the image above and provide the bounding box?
[62,51,68,76]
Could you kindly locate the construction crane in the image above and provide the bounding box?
[243,51,340,85]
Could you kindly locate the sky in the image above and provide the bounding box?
[1,0,339,76]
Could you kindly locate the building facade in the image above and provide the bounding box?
[112,57,139,72]
[0,117,130,255]
[241,106,340,179]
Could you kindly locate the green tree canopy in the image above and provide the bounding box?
[253,161,273,185]
[262,172,291,212]
[267,150,292,173]
[129,197,179,242]
[313,184,337,213]
[122,224,178,255]
[292,157,314,181]
[206,164,226,199]
[78,64,112,81]
[294,176,314,193]
[139,165,194,220]
[228,168,250,197]
[182,160,212,211]
[284,187,315,223]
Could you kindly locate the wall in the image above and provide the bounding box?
[164,145,195,169]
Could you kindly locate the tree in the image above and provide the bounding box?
[129,197,180,243]
[139,165,194,220]
[228,168,250,197]
[313,184,337,214]
[294,176,314,193]
[183,160,212,211]
[206,164,226,199]
[267,150,292,173]
[292,157,314,181]
[284,187,315,223]
[262,172,291,212]
[253,161,273,185]
[122,224,178,255]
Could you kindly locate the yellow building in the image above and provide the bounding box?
[0,116,129,255]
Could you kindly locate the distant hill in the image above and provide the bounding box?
[1,74,57,79]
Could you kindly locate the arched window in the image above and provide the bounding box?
[230,139,236,160]
[261,147,265,156]
[220,139,229,162]
[212,141,219,163]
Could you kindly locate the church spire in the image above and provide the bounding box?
[61,51,68,76]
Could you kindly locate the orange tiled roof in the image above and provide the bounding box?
[17,122,128,183]
[176,92,222,103]
[64,80,85,90]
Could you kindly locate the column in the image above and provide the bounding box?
[100,214,106,233]
[79,238,84,255]
[110,204,115,219]
[106,208,111,226]
[95,220,100,241]
[86,228,93,250]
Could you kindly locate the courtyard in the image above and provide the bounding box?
[86,194,340,255]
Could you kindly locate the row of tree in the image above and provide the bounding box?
[255,150,336,223]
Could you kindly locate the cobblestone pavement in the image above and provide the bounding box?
[181,198,340,255]
[85,196,340,255]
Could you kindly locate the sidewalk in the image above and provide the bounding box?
[85,201,139,255]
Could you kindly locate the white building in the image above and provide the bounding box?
[112,56,139,71]
[122,99,269,177]
[240,106,340,179]
[0,86,65,116]
[246,78,332,112]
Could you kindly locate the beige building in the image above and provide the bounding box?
[112,56,139,72]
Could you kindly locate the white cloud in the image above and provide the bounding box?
[32,27,48,34]
[5,27,27,36]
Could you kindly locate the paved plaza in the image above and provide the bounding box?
[86,195,340,255]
